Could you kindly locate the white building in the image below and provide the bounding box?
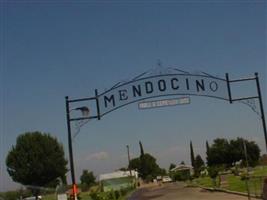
[170,164,194,175]
[99,170,138,192]
[99,170,138,181]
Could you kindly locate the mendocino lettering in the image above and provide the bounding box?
[100,74,228,116]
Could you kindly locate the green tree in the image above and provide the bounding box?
[139,153,161,180]
[134,141,165,180]
[207,138,230,167]
[80,170,96,191]
[208,137,260,168]
[156,168,167,176]
[228,138,260,167]
[194,155,204,177]
[208,165,221,187]
[6,132,68,198]
[129,157,140,170]
[190,141,195,168]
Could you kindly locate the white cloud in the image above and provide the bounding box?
[86,151,109,161]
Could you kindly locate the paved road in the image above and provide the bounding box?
[128,182,258,200]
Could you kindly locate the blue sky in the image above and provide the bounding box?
[0,0,266,191]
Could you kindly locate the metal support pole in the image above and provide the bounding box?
[254,73,267,151]
[95,89,101,120]
[243,140,251,200]
[65,96,77,200]
[225,73,233,104]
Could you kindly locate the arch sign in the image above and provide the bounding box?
[66,69,266,147]
[65,69,267,197]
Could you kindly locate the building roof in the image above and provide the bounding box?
[170,164,193,172]
[99,170,138,181]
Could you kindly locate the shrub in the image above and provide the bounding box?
[114,190,120,199]
[80,183,90,192]
[0,191,20,200]
[89,191,98,200]
[89,186,134,200]
[170,170,190,181]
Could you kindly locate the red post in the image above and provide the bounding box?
[73,184,78,200]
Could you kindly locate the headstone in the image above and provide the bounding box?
[220,175,228,188]
[57,194,67,200]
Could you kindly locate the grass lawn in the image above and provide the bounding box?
[79,191,93,200]
[42,194,57,200]
[253,166,267,176]
[194,176,217,188]
[225,175,246,193]
[194,165,267,196]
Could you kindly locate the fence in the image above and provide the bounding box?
[247,176,266,198]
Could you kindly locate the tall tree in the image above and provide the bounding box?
[139,140,146,179]
[206,141,210,152]
[194,155,204,177]
[190,141,195,168]
[139,140,145,156]
[6,132,68,198]
[206,140,210,166]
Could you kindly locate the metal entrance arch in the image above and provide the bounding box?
[64,69,266,200]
